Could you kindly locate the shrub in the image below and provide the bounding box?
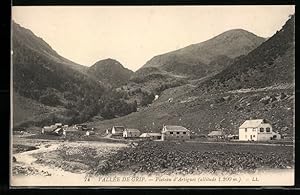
[39,92,62,106]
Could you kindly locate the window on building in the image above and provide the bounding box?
[266,127,271,132]
[183,132,186,134]
[260,128,264,132]
[245,128,247,132]
[170,132,173,134]
[253,135,255,137]
[177,132,180,134]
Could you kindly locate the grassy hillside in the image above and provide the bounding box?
[141,29,265,78]
[12,91,69,128]
[88,16,294,137]
[196,15,295,93]
[88,84,294,136]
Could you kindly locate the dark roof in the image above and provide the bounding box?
[163,125,189,132]
[125,129,140,133]
[113,126,125,131]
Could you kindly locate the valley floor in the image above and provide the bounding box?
[11,135,294,186]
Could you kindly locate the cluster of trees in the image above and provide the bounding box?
[153,80,186,95]
[67,91,138,123]
[140,91,155,107]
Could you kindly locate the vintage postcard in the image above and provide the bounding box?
[11,5,295,187]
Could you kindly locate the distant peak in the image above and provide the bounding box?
[103,58,116,61]
[220,29,253,35]
[91,58,133,72]
[218,28,263,38]
[101,58,118,62]
[225,28,249,32]
[94,58,121,66]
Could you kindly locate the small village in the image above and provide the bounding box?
[40,118,285,143]
[12,117,293,181]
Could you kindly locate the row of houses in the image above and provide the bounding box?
[107,126,162,140]
[108,118,282,142]
[42,123,94,136]
[42,118,282,142]
[107,125,190,140]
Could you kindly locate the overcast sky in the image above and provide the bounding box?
[12,6,294,71]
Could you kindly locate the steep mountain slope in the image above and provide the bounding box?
[87,58,133,88]
[13,23,105,104]
[89,16,294,137]
[196,15,295,93]
[12,21,87,72]
[141,29,265,78]
[12,22,137,127]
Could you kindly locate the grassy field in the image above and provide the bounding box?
[24,139,293,176]
[94,141,293,175]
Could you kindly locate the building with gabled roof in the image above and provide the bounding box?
[239,119,278,141]
[111,126,125,135]
[123,128,141,138]
[161,125,190,141]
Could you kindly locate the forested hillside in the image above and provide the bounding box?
[12,22,137,127]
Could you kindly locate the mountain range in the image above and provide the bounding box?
[121,28,267,105]
[141,29,265,78]
[12,15,295,136]
[88,15,295,136]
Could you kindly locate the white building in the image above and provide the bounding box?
[239,119,280,141]
[123,129,141,138]
[86,131,95,136]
